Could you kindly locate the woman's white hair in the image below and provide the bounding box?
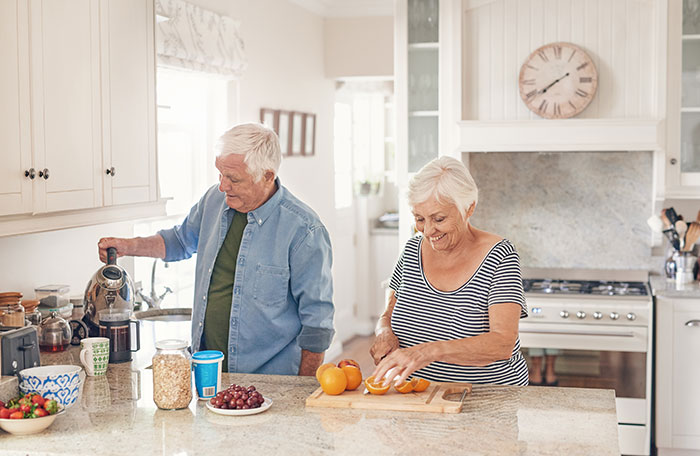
[407,156,479,219]
[215,123,282,182]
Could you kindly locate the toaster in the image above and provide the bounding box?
[0,325,40,376]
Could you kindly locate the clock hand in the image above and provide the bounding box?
[538,72,570,94]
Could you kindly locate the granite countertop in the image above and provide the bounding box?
[650,275,700,298]
[0,346,620,455]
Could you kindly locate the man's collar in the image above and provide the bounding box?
[224,177,284,226]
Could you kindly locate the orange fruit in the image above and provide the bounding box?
[316,362,336,383]
[394,380,414,394]
[411,378,430,392]
[341,365,363,391]
[337,359,360,369]
[364,376,391,395]
[320,367,347,395]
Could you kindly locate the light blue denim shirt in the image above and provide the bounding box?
[158,179,335,375]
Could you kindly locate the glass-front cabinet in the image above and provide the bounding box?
[667,0,700,195]
[396,0,440,241]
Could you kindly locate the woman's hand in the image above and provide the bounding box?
[371,344,434,386]
[369,330,400,365]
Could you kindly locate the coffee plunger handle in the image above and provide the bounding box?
[107,247,117,265]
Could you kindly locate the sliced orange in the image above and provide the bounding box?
[410,377,430,392]
[364,376,391,395]
[341,365,363,391]
[316,362,336,383]
[394,380,414,394]
[320,367,347,395]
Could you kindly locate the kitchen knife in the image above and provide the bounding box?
[663,228,681,251]
[665,207,680,225]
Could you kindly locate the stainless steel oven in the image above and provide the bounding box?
[520,268,653,456]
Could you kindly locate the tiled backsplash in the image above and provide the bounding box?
[467,151,653,269]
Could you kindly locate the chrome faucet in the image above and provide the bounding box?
[136,259,172,309]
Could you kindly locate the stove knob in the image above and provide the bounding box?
[576,311,586,319]
[626,312,637,321]
[593,311,603,320]
[560,310,569,319]
[610,312,620,320]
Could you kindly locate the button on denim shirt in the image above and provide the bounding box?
[158,180,335,374]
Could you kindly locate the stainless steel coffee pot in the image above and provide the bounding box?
[83,248,135,336]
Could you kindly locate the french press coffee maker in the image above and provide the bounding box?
[98,309,140,363]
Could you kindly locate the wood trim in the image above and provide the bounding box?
[456,118,663,152]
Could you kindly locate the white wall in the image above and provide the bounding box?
[324,16,394,78]
[462,0,662,120]
[0,222,134,298]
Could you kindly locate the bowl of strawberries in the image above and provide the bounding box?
[0,393,65,435]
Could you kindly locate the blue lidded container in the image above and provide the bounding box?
[192,350,224,400]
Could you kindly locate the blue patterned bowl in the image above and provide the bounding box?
[19,365,85,408]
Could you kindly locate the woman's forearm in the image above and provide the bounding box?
[375,292,397,335]
[424,331,516,367]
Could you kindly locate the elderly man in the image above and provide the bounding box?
[98,123,335,376]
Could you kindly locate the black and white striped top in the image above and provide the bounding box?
[389,236,529,386]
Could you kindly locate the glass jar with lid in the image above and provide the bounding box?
[152,339,192,410]
[38,310,72,352]
[0,302,25,328]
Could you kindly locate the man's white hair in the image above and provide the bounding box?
[215,123,282,182]
[407,156,479,219]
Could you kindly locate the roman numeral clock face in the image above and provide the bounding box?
[518,42,598,119]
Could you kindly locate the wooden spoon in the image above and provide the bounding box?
[683,222,700,252]
[661,209,672,229]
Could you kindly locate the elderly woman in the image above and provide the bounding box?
[370,156,529,386]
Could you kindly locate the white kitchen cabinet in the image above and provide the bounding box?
[665,0,700,198]
[29,0,103,213]
[0,0,31,217]
[100,0,157,206]
[655,295,700,454]
[0,0,163,236]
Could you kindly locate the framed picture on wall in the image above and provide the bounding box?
[278,110,291,156]
[260,108,278,132]
[291,112,304,156]
[303,113,315,156]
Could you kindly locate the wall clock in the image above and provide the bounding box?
[518,42,598,119]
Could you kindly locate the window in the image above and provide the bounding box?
[132,68,231,309]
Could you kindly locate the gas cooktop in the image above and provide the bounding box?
[522,279,648,296]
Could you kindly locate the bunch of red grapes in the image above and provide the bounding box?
[209,384,264,410]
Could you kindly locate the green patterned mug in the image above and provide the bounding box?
[80,337,110,376]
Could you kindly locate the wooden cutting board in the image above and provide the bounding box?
[305,382,472,413]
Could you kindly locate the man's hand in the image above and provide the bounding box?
[98,237,133,263]
[298,349,324,376]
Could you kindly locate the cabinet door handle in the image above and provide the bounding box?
[685,320,700,327]
[105,167,116,176]
[24,168,36,180]
[38,168,50,180]
[670,158,678,165]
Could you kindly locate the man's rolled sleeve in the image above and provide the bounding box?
[290,225,335,353]
[157,187,210,262]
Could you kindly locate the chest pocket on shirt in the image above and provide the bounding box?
[253,264,290,305]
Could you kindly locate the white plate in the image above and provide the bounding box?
[205,397,272,416]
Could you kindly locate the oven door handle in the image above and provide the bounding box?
[519,328,636,337]
[685,320,700,327]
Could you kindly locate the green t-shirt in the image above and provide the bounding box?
[204,211,247,372]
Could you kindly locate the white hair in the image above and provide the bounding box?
[215,123,282,182]
[407,156,479,219]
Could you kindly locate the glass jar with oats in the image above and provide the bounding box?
[152,339,192,410]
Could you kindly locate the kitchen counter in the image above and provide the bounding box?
[0,346,621,456]
[650,275,700,298]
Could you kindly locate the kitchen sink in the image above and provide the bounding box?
[134,307,192,322]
